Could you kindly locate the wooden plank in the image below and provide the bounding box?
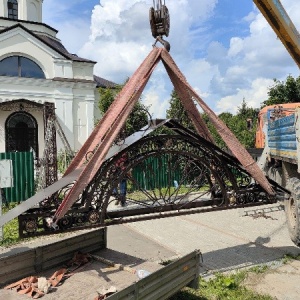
[0,250,35,274]
[107,250,201,300]
[0,228,107,286]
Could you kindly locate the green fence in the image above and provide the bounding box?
[0,152,35,203]
[132,155,182,190]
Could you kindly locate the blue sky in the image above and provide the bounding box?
[43,0,299,117]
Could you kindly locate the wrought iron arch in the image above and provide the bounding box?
[19,133,274,237]
[85,135,250,211]
[5,111,39,156]
[53,134,257,227]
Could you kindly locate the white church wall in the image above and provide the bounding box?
[27,0,42,23]
[0,28,87,81]
[54,59,73,78]
[0,5,100,156]
[0,77,97,154]
[94,89,102,124]
[73,98,86,150]
[0,0,7,18]
[0,78,78,154]
[0,76,54,102]
[54,88,75,151]
[73,63,94,81]
[72,86,96,150]
[0,31,62,79]
[0,110,10,153]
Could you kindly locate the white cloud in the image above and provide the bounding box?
[215,78,274,114]
[45,0,300,117]
[43,0,93,53]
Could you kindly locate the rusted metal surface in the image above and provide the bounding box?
[163,62,215,143]
[18,120,284,238]
[53,48,163,223]
[161,49,276,196]
[1,47,280,238]
[57,46,257,226]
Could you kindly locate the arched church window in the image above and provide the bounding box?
[0,56,45,78]
[5,112,39,157]
[7,0,18,20]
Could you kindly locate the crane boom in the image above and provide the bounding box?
[254,0,300,68]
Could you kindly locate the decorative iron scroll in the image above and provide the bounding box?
[18,129,283,238]
[43,102,58,187]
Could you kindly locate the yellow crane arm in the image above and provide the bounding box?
[254,0,300,68]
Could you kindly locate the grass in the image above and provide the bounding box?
[0,204,21,247]
[281,253,300,264]
[170,271,274,300]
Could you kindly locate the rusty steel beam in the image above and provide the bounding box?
[64,48,161,176]
[162,60,215,143]
[52,46,275,225]
[53,48,163,223]
[160,49,275,196]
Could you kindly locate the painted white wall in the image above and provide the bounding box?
[0,76,96,153]
[0,8,98,157]
[0,0,43,22]
[0,0,7,18]
[26,0,42,22]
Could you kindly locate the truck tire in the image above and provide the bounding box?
[285,178,300,246]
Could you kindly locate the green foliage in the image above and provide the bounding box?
[202,99,258,150]
[1,203,20,246]
[262,75,300,107]
[249,265,269,274]
[166,89,195,131]
[97,81,149,139]
[57,150,75,174]
[170,271,273,300]
[282,253,300,264]
[165,87,258,150]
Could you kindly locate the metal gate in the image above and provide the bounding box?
[0,152,34,203]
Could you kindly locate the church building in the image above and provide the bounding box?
[0,0,115,166]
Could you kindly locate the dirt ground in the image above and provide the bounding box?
[243,259,300,300]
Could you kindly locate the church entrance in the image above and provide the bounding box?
[5,111,38,157]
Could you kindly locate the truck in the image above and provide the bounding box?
[253,0,300,246]
[256,104,300,245]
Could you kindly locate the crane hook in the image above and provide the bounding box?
[149,0,171,51]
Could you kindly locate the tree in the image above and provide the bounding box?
[166,89,195,131]
[98,82,149,140]
[262,75,300,107]
[203,100,258,149]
